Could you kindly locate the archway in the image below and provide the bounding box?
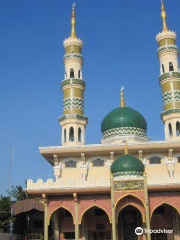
[81,206,111,240]
[49,207,75,240]
[151,203,180,240]
[117,205,143,240]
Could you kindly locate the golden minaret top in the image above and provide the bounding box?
[70,3,77,38]
[161,0,169,32]
[123,140,128,154]
[120,86,125,107]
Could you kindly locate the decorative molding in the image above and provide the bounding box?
[159,72,180,82]
[161,109,180,118]
[163,90,180,105]
[62,78,85,88]
[63,97,84,111]
[103,127,146,139]
[157,45,179,55]
[64,53,83,61]
[114,181,144,191]
[113,171,143,177]
[59,114,88,122]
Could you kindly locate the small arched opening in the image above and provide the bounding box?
[78,70,81,79]
[69,127,74,142]
[169,62,174,72]
[64,129,66,143]
[70,68,74,78]
[162,64,165,73]
[78,128,82,142]
[176,121,180,136]
[168,123,173,138]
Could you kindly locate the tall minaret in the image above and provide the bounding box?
[156,0,180,140]
[59,4,88,146]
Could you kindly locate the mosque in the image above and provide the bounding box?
[26,1,180,240]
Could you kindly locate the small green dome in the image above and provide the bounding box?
[111,154,144,177]
[101,106,147,139]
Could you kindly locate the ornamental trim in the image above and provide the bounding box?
[159,72,180,82]
[62,79,85,88]
[161,109,180,118]
[114,180,144,191]
[103,127,146,139]
[63,53,83,61]
[63,97,84,111]
[59,114,88,122]
[157,45,179,54]
[163,90,180,105]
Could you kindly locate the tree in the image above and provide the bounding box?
[7,185,33,201]
[0,196,12,233]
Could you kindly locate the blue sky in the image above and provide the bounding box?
[0,0,180,195]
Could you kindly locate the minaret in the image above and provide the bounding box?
[59,4,88,146]
[156,0,180,140]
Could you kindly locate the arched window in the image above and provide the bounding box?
[78,128,82,142]
[65,160,77,168]
[65,71,67,79]
[78,70,81,79]
[169,62,174,72]
[149,156,161,164]
[64,129,66,143]
[177,157,180,163]
[168,123,173,138]
[69,127,74,142]
[162,64,165,73]
[92,159,104,167]
[176,122,180,136]
[70,68,74,78]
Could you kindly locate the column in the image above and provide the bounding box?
[173,209,180,240]
[44,204,48,240]
[110,175,117,240]
[74,193,79,240]
[144,173,151,240]
[53,211,60,240]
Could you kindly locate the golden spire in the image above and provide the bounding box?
[120,86,125,107]
[123,140,128,154]
[70,3,77,38]
[161,0,168,32]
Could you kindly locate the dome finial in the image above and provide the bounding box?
[161,0,168,32]
[70,3,77,38]
[120,86,125,107]
[122,140,128,154]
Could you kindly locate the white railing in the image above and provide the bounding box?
[148,173,180,185]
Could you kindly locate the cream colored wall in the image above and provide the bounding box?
[159,53,179,74]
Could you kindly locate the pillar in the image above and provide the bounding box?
[173,209,180,240]
[144,173,151,240]
[74,193,79,240]
[44,204,48,240]
[53,211,60,240]
[110,175,117,240]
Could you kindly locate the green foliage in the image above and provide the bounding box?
[7,185,33,201]
[0,196,12,233]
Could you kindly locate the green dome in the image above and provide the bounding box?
[101,106,147,139]
[111,154,144,177]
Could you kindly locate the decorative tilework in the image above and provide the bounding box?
[159,72,180,82]
[62,79,85,88]
[59,114,88,122]
[64,53,83,61]
[157,45,179,54]
[163,90,180,105]
[103,127,146,139]
[63,97,84,111]
[161,109,180,118]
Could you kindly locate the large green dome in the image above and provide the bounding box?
[111,154,144,177]
[101,106,147,139]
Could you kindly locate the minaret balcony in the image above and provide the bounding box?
[62,78,85,90]
[159,71,180,83]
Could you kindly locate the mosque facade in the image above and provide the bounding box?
[26,2,180,240]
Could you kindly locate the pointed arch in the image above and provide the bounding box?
[176,121,180,136]
[48,206,75,225]
[115,193,145,208]
[70,68,74,78]
[150,202,180,219]
[69,127,74,142]
[168,123,173,138]
[79,205,111,224]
